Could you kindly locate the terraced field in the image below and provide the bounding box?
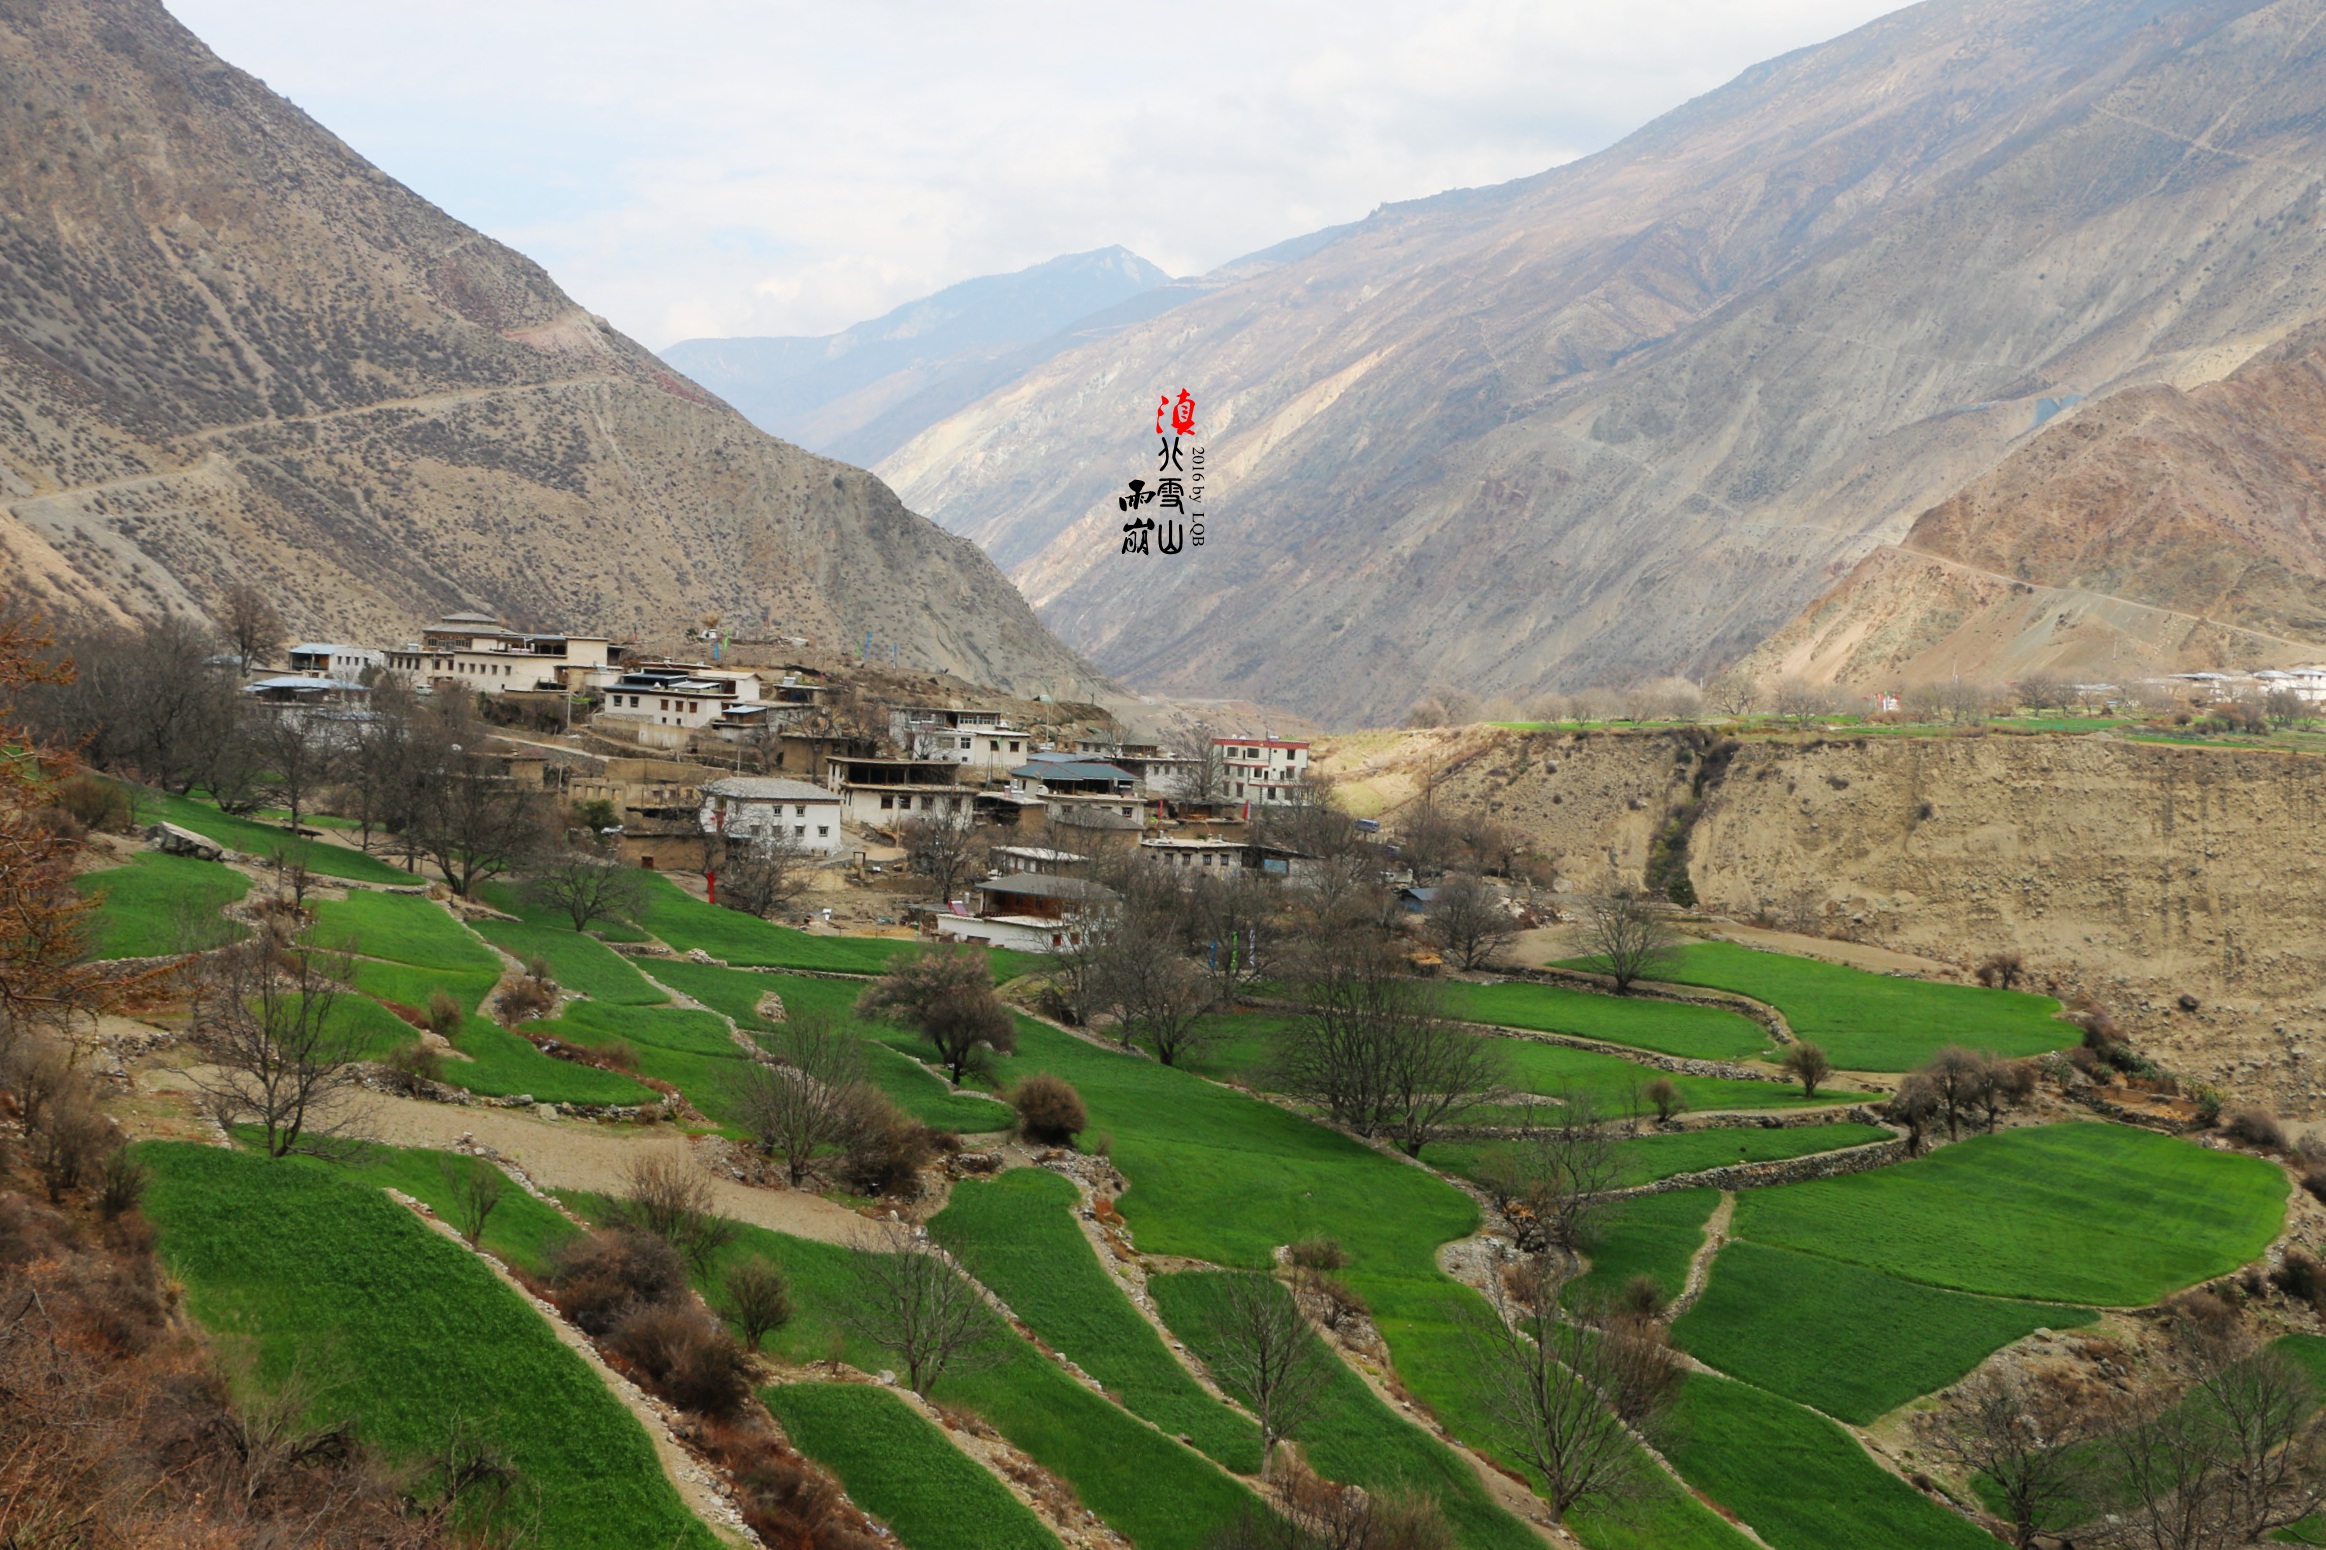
[1732,1123,2287,1304]
[75,849,248,956]
[1437,979,1773,1061]
[140,1144,716,1550]
[764,1384,1064,1550]
[1584,941,2075,1070]
[128,787,410,883]
[1427,1122,1892,1192]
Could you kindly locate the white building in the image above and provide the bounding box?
[823,755,976,827]
[699,777,844,856]
[1217,737,1310,805]
[385,612,626,694]
[594,667,769,748]
[285,643,385,680]
[889,706,1033,771]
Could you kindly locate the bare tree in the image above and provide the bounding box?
[520,842,648,932]
[1889,1070,1940,1154]
[1425,873,1518,970]
[1577,893,1680,993]
[1272,939,1421,1137]
[709,829,811,919]
[1920,1371,2095,1550]
[187,938,365,1157]
[1377,1016,1509,1158]
[723,1258,793,1352]
[1205,1271,1333,1458]
[1921,1046,1991,1141]
[1463,1267,1675,1524]
[1088,878,1217,1065]
[1771,677,1837,728]
[856,947,1016,1085]
[729,1011,871,1186]
[438,1154,505,1247]
[1218,1454,1454,1550]
[249,712,327,833]
[845,1219,996,1394]
[1778,1041,1832,1099]
[1169,723,1230,806]
[611,1152,736,1273]
[1476,1095,1622,1258]
[214,582,284,672]
[897,807,987,907]
[1185,867,1284,1007]
[408,730,548,897]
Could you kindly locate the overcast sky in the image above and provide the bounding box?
[166,1,1905,349]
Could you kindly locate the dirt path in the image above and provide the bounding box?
[1700,923,1962,979]
[1666,1192,1735,1319]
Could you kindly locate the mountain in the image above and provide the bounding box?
[1749,323,2326,687]
[0,0,1098,698]
[660,247,1169,465]
[877,0,2326,726]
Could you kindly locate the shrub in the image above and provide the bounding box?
[1303,1271,1371,1332]
[54,775,133,833]
[837,1091,935,1199]
[723,1258,793,1351]
[380,1043,446,1092]
[425,990,463,1039]
[1010,1073,1085,1145]
[2272,1250,2325,1309]
[1620,1274,1666,1319]
[1777,1041,1832,1099]
[608,1303,752,1416]
[2066,1045,2110,1084]
[494,974,558,1028]
[550,1229,687,1335]
[2226,1110,2287,1152]
[1287,1238,1349,1271]
[523,954,554,984]
[94,1148,148,1223]
[1974,952,2025,990]
[599,1039,641,1073]
[1643,1077,1686,1123]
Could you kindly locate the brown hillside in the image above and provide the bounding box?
[0,0,1097,696]
[1754,332,2326,685]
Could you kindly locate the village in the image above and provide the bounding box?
[235,608,1353,954]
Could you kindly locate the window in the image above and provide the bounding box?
[817,825,829,837]
[1010,741,1021,752]
[659,699,669,711]
[880,794,894,810]
[794,825,806,837]
[793,804,806,816]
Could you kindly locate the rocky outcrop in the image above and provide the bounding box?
[0,0,1097,698]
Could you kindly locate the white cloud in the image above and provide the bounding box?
[164,0,1907,347]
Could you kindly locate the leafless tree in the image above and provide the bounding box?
[438,1154,505,1247]
[1086,877,1217,1065]
[709,829,811,919]
[845,1219,996,1394]
[1476,1095,1622,1258]
[2265,688,2308,728]
[520,842,648,932]
[187,939,365,1157]
[897,807,987,907]
[856,947,1016,1084]
[1462,1266,1676,1525]
[2014,673,2074,716]
[1921,1046,1990,1141]
[1184,866,1284,1007]
[334,676,425,853]
[1778,1041,1832,1099]
[1922,1371,2096,1550]
[407,718,548,897]
[723,1258,793,1351]
[1250,775,1358,861]
[1578,893,1680,993]
[1378,1016,1508,1158]
[729,1011,871,1186]
[1271,939,1420,1136]
[1169,723,1230,805]
[1206,1271,1333,1458]
[1771,677,1837,728]
[1889,1070,1941,1154]
[249,712,328,833]
[214,583,284,672]
[1217,1455,1454,1550]
[611,1152,736,1273]
[1426,873,1517,970]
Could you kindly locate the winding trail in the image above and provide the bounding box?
[1666,1191,1736,1320]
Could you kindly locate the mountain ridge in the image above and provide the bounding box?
[877,0,2326,724]
[0,0,1098,697]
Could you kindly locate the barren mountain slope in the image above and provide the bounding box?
[1752,327,2326,685]
[883,0,2326,725]
[0,0,1096,696]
